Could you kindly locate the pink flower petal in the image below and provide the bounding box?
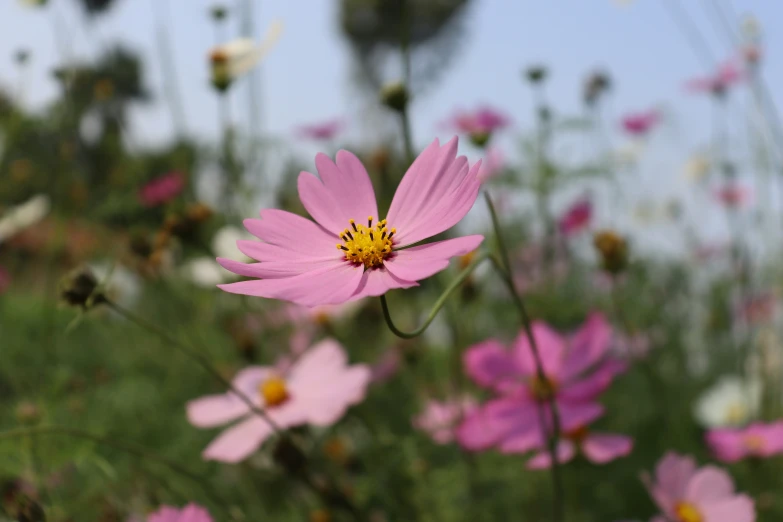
[456,406,506,451]
[243,209,337,255]
[186,394,252,428]
[288,339,348,382]
[652,452,698,512]
[349,266,418,301]
[706,429,747,463]
[202,417,273,463]
[685,466,735,503]
[556,401,605,431]
[148,506,182,522]
[177,504,214,522]
[384,235,484,282]
[560,312,613,382]
[297,152,378,234]
[581,433,633,464]
[512,322,566,377]
[218,261,364,307]
[236,239,340,263]
[699,495,755,522]
[558,358,627,401]
[386,137,482,246]
[463,339,521,392]
[526,440,576,469]
[217,257,337,279]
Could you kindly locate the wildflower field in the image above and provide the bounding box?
[2,1,783,521]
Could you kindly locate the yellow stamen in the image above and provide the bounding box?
[336,216,395,269]
[744,434,765,452]
[674,502,703,522]
[259,377,289,407]
[529,376,558,401]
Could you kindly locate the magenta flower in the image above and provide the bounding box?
[642,452,755,522]
[686,61,744,94]
[413,397,477,444]
[457,313,626,453]
[714,183,752,208]
[526,424,633,469]
[446,106,510,144]
[621,110,659,136]
[139,172,185,207]
[187,339,370,463]
[706,421,783,463]
[558,196,592,236]
[217,137,483,307]
[147,504,212,522]
[297,118,344,141]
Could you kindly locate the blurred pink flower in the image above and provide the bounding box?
[447,106,510,136]
[512,242,570,293]
[297,118,344,141]
[370,348,401,384]
[642,452,755,522]
[611,332,652,361]
[706,421,783,463]
[413,397,477,444]
[148,504,212,522]
[0,265,9,294]
[457,313,626,453]
[187,339,370,463]
[686,61,744,94]
[478,146,505,182]
[139,172,185,207]
[714,183,752,208]
[558,196,592,236]
[217,137,483,307]
[526,425,633,469]
[621,110,659,136]
[736,293,777,325]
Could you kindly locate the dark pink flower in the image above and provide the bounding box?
[148,504,212,522]
[706,421,783,463]
[447,106,510,136]
[457,313,626,453]
[0,265,9,294]
[413,397,477,444]
[621,110,659,136]
[686,61,744,94]
[558,196,592,236]
[526,424,633,469]
[187,339,370,462]
[714,183,752,208]
[642,452,755,522]
[297,118,344,141]
[139,172,185,207]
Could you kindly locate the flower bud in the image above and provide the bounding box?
[593,230,628,275]
[59,266,106,309]
[469,131,491,148]
[210,4,228,21]
[524,65,547,84]
[380,82,409,113]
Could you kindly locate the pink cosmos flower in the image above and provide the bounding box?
[478,146,505,182]
[642,452,755,522]
[147,504,212,522]
[139,172,186,207]
[706,421,783,463]
[714,183,752,208]
[457,313,626,453]
[447,106,510,136]
[686,61,744,94]
[297,118,344,141]
[621,110,659,136]
[558,196,592,236]
[0,265,9,294]
[187,339,370,463]
[526,424,633,469]
[413,397,477,444]
[217,137,484,307]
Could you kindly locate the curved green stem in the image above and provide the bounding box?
[380,251,488,339]
[485,191,565,522]
[0,426,228,511]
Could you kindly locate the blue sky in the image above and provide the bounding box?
[2,0,782,253]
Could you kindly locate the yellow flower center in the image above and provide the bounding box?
[674,502,703,522]
[336,216,395,269]
[259,377,289,407]
[529,376,558,401]
[725,403,746,425]
[744,434,765,452]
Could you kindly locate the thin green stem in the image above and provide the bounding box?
[105,300,283,433]
[0,426,228,512]
[380,251,489,339]
[484,191,564,522]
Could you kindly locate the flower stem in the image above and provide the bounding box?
[380,251,489,339]
[484,191,565,522]
[0,425,229,513]
[105,299,284,433]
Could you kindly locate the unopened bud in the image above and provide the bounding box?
[593,230,629,275]
[59,266,106,309]
[469,131,491,148]
[210,5,228,21]
[524,65,547,84]
[380,82,409,113]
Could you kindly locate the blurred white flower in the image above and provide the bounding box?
[209,20,283,90]
[212,225,253,261]
[0,194,51,244]
[612,141,644,168]
[683,153,711,182]
[91,263,141,311]
[694,376,762,428]
[181,257,230,288]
